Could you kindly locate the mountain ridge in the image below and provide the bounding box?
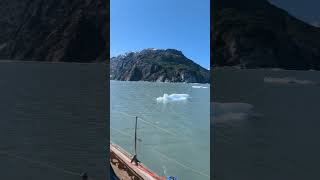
[111,48,210,83]
[0,0,108,62]
[212,0,320,70]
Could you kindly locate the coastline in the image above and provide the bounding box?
[212,66,320,72]
[0,60,107,65]
[110,79,210,85]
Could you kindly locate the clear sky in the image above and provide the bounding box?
[111,0,210,69]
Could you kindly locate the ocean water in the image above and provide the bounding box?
[213,68,320,180]
[0,62,107,180]
[110,81,210,180]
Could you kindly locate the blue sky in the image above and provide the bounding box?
[110,0,210,69]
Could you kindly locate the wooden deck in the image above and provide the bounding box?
[110,143,166,180]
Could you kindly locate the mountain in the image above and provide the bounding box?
[110,49,210,83]
[0,0,108,62]
[212,0,320,70]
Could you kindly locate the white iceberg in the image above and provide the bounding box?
[156,94,190,103]
[192,86,208,89]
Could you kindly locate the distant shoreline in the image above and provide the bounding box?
[110,79,210,85]
[212,66,320,72]
[0,60,106,64]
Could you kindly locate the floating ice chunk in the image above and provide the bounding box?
[156,94,190,103]
[270,68,283,71]
[264,77,317,85]
[192,85,208,89]
[211,102,259,123]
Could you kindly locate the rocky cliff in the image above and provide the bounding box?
[111,49,210,83]
[212,0,320,70]
[0,0,108,62]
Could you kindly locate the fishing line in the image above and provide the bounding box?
[138,117,178,137]
[152,148,210,179]
[0,150,96,179]
[113,110,136,118]
[115,109,175,135]
[111,127,142,142]
[0,150,80,176]
[111,128,190,152]
[112,110,178,137]
[110,115,209,179]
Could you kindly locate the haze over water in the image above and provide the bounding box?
[111,80,210,180]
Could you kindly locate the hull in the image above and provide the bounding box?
[110,142,166,180]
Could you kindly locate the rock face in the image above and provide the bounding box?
[212,0,320,70]
[0,0,108,62]
[111,49,210,83]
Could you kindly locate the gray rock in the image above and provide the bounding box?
[0,0,108,62]
[111,49,210,83]
[212,0,320,70]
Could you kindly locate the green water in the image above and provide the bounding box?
[0,62,107,180]
[111,80,210,180]
[213,68,320,180]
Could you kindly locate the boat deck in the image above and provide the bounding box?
[110,143,166,180]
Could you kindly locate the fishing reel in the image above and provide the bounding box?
[167,176,177,180]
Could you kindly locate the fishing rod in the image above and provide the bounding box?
[130,116,139,164]
[110,117,210,179]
